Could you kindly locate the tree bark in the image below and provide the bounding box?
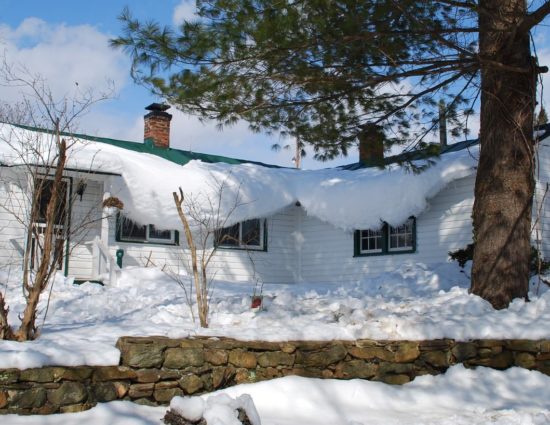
[173,188,208,328]
[16,137,68,340]
[0,292,13,340]
[471,0,536,309]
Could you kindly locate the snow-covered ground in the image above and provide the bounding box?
[2,261,550,424]
[1,261,550,369]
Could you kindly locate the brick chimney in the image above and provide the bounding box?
[358,124,385,167]
[144,103,172,149]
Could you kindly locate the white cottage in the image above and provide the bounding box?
[1,104,549,286]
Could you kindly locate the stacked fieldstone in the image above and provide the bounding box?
[2,337,550,414]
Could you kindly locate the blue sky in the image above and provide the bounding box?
[0,0,316,167]
[1,1,550,169]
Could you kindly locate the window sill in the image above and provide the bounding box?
[216,245,267,252]
[116,238,179,247]
[354,249,415,257]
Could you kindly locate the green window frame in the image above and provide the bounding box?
[116,213,179,246]
[354,217,416,257]
[215,219,268,251]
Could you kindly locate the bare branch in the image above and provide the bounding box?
[518,1,550,34]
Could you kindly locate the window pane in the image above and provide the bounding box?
[241,219,260,246]
[389,218,413,250]
[35,179,67,225]
[360,228,382,252]
[120,215,147,241]
[149,225,172,240]
[217,223,240,246]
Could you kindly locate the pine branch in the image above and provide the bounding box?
[517,1,550,34]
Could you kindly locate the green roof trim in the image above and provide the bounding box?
[8,122,283,168]
[340,138,480,171]
[11,121,550,172]
[341,123,550,171]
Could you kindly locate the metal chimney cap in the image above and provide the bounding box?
[145,103,171,112]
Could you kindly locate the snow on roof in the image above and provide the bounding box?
[0,123,479,231]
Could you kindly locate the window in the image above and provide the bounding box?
[388,220,414,252]
[117,214,178,245]
[215,219,266,250]
[359,228,383,254]
[354,217,416,256]
[148,225,175,243]
[31,178,68,271]
[35,178,67,225]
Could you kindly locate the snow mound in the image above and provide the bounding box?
[213,365,550,425]
[170,393,261,425]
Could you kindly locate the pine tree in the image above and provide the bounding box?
[112,0,550,309]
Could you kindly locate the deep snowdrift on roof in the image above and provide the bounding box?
[0,124,478,230]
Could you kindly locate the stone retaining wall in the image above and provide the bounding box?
[2,337,550,414]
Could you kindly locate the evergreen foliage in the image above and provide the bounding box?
[111,0,478,160]
[112,0,550,309]
[449,244,550,277]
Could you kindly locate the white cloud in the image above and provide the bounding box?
[0,18,129,104]
[173,0,197,26]
[0,17,355,170]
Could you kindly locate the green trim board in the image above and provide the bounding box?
[341,123,550,171]
[353,217,416,257]
[8,122,550,172]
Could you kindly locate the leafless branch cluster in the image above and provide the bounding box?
[171,173,250,328]
[0,62,111,340]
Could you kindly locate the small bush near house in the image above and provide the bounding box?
[448,244,475,268]
[449,244,550,276]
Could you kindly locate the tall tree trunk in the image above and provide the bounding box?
[471,0,536,309]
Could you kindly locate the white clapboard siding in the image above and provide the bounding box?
[206,206,298,284]
[8,140,550,285]
[0,169,29,272]
[106,213,180,270]
[298,175,476,284]
[107,205,298,284]
[0,170,105,280]
[534,141,550,257]
[67,179,103,280]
